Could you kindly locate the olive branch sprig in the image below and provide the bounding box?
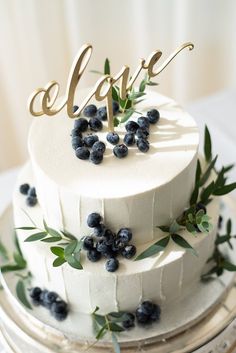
[135,125,236,261]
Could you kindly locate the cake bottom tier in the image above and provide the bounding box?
[13,163,220,315]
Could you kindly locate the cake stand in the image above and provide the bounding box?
[0,195,236,353]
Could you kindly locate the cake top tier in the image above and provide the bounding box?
[28,90,199,199]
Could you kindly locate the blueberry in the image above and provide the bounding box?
[87,248,102,262]
[75,147,90,160]
[112,101,120,115]
[90,150,103,164]
[83,104,97,117]
[137,116,150,130]
[121,245,136,259]
[51,300,68,321]
[103,229,115,244]
[26,196,37,207]
[106,132,120,145]
[19,183,30,195]
[39,289,49,307]
[113,144,128,158]
[94,224,106,237]
[122,313,135,329]
[29,287,42,301]
[83,134,99,147]
[196,203,207,214]
[71,128,82,138]
[71,136,84,150]
[87,213,102,228]
[150,304,161,321]
[103,248,118,259]
[135,301,161,324]
[43,291,58,309]
[111,238,125,252]
[117,228,132,243]
[136,128,149,139]
[124,133,136,146]
[135,307,149,324]
[83,236,94,250]
[140,301,153,316]
[147,109,160,124]
[125,121,139,133]
[96,240,110,254]
[73,105,79,113]
[28,187,37,197]
[137,138,149,153]
[89,117,103,131]
[105,258,119,272]
[96,106,107,121]
[92,141,106,154]
[74,118,89,132]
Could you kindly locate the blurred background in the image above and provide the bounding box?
[0,0,236,171]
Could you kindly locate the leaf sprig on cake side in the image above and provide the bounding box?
[135,125,236,261]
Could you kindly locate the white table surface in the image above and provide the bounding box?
[0,88,236,352]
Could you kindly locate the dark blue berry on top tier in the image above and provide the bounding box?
[113,144,128,158]
[83,134,98,147]
[92,141,106,154]
[19,183,30,195]
[71,136,84,150]
[51,300,68,321]
[138,116,150,130]
[136,301,161,324]
[75,147,90,160]
[125,121,139,133]
[147,109,160,124]
[26,196,38,207]
[111,238,125,252]
[29,287,42,302]
[94,224,106,237]
[28,187,37,198]
[112,101,120,115]
[39,289,49,307]
[71,128,82,138]
[96,106,107,121]
[74,118,88,132]
[106,132,120,145]
[73,105,79,113]
[96,240,110,254]
[105,257,119,272]
[117,228,132,243]
[83,236,94,250]
[90,150,103,165]
[124,133,136,146]
[137,138,149,153]
[87,248,102,262]
[43,291,58,309]
[83,104,97,117]
[87,213,102,228]
[89,117,103,131]
[136,128,149,139]
[122,313,135,329]
[121,244,136,259]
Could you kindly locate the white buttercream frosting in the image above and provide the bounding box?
[28,90,199,245]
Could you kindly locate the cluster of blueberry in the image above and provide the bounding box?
[71,102,119,164]
[29,287,68,321]
[121,300,161,329]
[83,213,136,272]
[71,102,160,163]
[19,183,38,207]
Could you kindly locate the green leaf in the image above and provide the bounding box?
[15,227,36,230]
[96,325,107,340]
[13,253,26,268]
[93,314,106,327]
[226,219,232,235]
[186,222,197,234]
[169,220,181,234]
[146,80,158,86]
[47,227,62,238]
[61,230,77,241]
[215,168,226,189]
[50,246,64,258]
[53,257,66,267]
[90,70,103,75]
[204,125,212,162]
[109,322,124,332]
[215,235,230,245]
[223,164,234,173]
[213,183,236,196]
[195,159,202,184]
[66,254,83,270]
[16,280,32,310]
[0,240,8,261]
[200,181,215,204]
[41,236,62,243]
[200,155,218,187]
[0,264,25,273]
[190,184,199,205]
[104,58,110,75]
[64,240,78,258]
[111,332,120,353]
[112,86,119,102]
[139,79,146,93]
[158,225,170,233]
[128,92,146,101]
[119,108,134,123]
[24,232,47,242]
[14,232,23,257]
[222,260,236,271]
[171,234,198,256]
[135,236,170,261]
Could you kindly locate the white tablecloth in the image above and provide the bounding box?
[0,88,236,352]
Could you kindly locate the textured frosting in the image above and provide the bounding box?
[14,163,219,315]
[28,90,199,245]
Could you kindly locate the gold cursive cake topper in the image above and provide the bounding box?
[28,42,194,132]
